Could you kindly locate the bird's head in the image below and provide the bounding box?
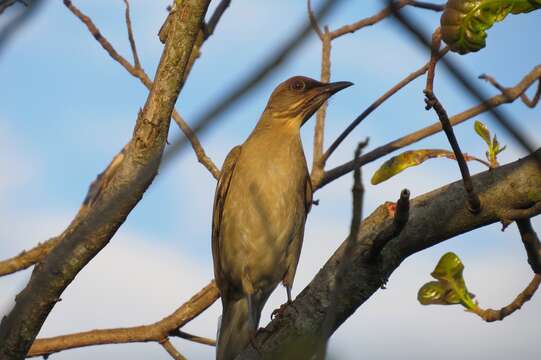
[264,75,353,127]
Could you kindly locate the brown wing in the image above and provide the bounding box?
[211,146,242,296]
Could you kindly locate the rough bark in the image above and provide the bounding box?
[0,1,211,358]
[238,149,541,359]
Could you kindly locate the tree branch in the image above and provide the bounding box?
[160,338,187,360]
[329,0,409,39]
[123,0,141,69]
[424,90,481,213]
[0,1,212,358]
[311,27,331,186]
[321,64,541,188]
[27,282,218,357]
[238,149,541,359]
[63,0,220,179]
[480,73,541,109]
[469,274,541,322]
[517,219,541,274]
[0,237,60,277]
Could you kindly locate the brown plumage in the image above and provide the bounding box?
[212,76,352,360]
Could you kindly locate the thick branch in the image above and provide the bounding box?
[27,282,219,357]
[321,64,541,188]
[238,149,541,359]
[0,1,211,358]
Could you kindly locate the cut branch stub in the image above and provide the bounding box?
[441,0,541,54]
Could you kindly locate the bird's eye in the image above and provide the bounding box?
[291,80,305,91]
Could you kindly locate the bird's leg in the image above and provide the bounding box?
[286,286,293,304]
[271,285,293,320]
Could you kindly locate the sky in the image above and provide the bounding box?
[1,0,540,359]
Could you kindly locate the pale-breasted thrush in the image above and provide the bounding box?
[212,76,352,360]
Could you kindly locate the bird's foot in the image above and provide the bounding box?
[270,301,292,320]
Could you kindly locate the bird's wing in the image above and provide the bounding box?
[212,145,242,296]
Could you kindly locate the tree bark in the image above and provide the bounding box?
[0,1,210,359]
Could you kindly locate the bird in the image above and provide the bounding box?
[212,75,353,360]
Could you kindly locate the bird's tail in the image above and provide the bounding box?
[216,297,257,360]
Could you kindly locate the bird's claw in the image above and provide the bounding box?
[270,301,291,320]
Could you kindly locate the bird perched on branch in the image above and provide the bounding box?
[212,75,352,360]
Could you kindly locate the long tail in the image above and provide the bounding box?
[216,297,257,360]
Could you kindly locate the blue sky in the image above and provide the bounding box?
[1,1,540,359]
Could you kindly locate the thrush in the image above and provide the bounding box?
[212,75,352,360]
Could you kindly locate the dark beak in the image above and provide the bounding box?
[319,81,354,95]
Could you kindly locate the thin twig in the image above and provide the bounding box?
[480,73,541,109]
[425,27,442,92]
[203,0,231,39]
[63,0,220,179]
[122,0,141,69]
[0,237,60,276]
[424,90,481,213]
[516,219,541,274]
[311,27,332,185]
[321,47,449,169]
[320,64,541,188]
[170,329,216,347]
[27,282,219,357]
[160,338,187,360]
[351,140,368,238]
[469,274,541,322]
[307,0,323,39]
[330,0,411,40]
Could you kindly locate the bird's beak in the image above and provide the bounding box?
[318,81,354,95]
[300,80,353,126]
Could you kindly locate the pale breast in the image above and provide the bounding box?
[219,131,308,292]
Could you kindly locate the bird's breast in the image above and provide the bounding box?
[219,133,308,292]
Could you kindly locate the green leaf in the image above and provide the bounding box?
[417,252,477,310]
[371,149,456,185]
[474,120,491,145]
[441,0,541,54]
